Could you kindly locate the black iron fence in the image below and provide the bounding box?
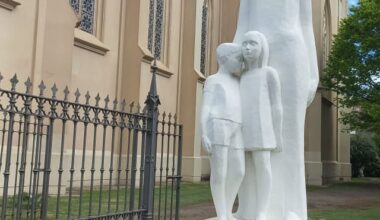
[0,63,183,220]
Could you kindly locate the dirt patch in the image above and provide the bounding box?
[180,180,380,219]
[307,181,380,210]
[179,203,216,220]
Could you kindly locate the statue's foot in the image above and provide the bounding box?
[286,212,301,220]
[256,213,267,220]
[216,216,228,220]
[227,214,238,220]
[233,212,255,220]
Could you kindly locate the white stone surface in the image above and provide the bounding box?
[233,0,319,220]
[200,43,245,220]
[238,31,283,220]
[240,32,283,152]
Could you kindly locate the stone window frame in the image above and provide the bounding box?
[140,0,174,78]
[70,0,110,55]
[0,0,20,11]
[146,0,171,63]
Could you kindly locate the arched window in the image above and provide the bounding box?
[148,0,166,60]
[70,0,96,34]
[322,1,332,68]
[200,0,209,75]
[194,0,211,77]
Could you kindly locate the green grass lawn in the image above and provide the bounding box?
[1,178,379,219]
[309,205,380,220]
[179,182,212,206]
[1,182,182,219]
[1,181,211,219]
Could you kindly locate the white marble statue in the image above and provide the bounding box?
[200,43,245,220]
[239,31,283,220]
[233,0,319,220]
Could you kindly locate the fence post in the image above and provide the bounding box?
[142,60,160,220]
[1,75,18,220]
[175,125,183,220]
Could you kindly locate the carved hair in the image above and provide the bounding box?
[216,43,242,66]
[242,31,269,68]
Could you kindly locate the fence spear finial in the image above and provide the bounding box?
[10,74,18,92]
[63,86,70,101]
[168,112,172,123]
[85,91,91,105]
[145,59,161,108]
[113,99,118,111]
[95,93,101,107]
[129,101,135,113]
[74,88,81,103]
[104,95,110,109]
[38,80,46,96]
[121,99,127,112]
[51,83,58,99]
[25,77,32,94]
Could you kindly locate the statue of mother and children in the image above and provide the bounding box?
[200,0,319,220]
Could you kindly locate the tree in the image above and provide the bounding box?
[322,0,380,135]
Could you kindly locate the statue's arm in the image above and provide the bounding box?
[200,80,214,153]
[267,68,283,151]
[300,0,319,106]
[233,0,250,44]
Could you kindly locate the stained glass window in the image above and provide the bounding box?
[322,3,331,68]
[70,0,80,14]
[200,0,209,75]
[69,0,96,34]
[148,0,166,60]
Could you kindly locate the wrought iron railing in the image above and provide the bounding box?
[0,62,183,220]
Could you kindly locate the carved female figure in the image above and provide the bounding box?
[239,31,283,220]
[233,0,319,220]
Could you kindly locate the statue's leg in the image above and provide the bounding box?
[281,102,308,220]
[253,151,272,220]
[235,152,256,220]
[286,212,302,220]
[210,146,229,220]
[226,149,245,220]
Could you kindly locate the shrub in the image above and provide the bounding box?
[351,134,380,177]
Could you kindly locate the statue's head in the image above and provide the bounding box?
[216,43,243,76]
[242,31,269,68]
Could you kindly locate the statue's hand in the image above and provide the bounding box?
[307,80,318,107]
[306,88,316,107]
[274,137,283,153]
[202,135,212,154]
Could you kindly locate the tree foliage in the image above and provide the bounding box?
[351,134,380,177]
[322,0,380,134]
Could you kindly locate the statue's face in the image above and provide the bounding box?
[225,52,243,75]
[242,35,262,63]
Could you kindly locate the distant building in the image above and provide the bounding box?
[0,0,350,186]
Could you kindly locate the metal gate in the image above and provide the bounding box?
[0,62,183,220]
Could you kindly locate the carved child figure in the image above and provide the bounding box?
[238,31,283,220]
[200,43,245,220]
